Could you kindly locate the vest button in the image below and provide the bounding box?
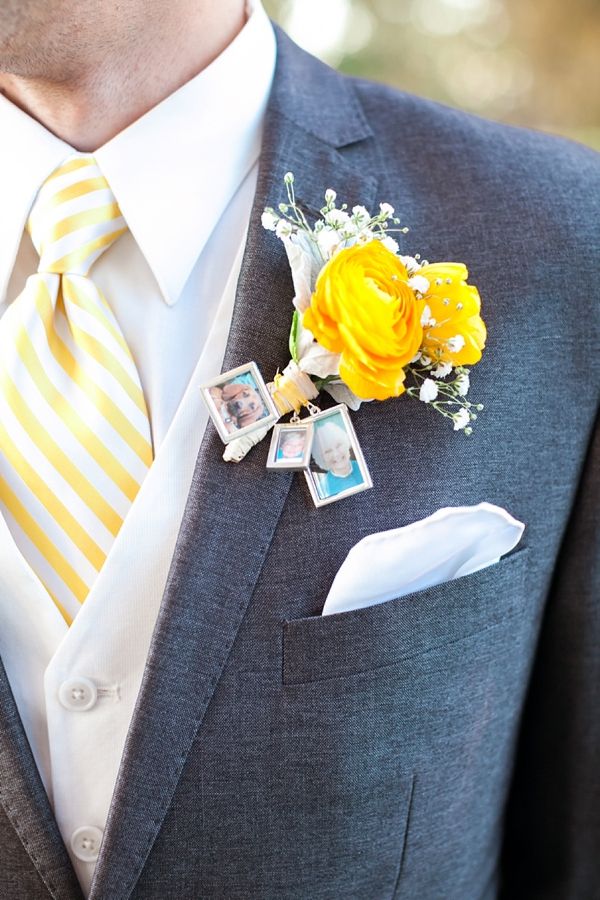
[71,825,103,862]
[58,676,98,711]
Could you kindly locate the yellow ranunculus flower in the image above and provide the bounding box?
[303,240,424,400]
[418,263,486,366]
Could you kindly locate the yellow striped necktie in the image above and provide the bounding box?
[0,155,153,625]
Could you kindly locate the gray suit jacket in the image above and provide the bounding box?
[0,25,598,900]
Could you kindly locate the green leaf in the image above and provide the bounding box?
[289,309,300,363]
[313,375,337,390]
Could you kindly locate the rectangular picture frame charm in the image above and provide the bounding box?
[200,362,279,445]
[303,404,373,507]
[266,421,314,470]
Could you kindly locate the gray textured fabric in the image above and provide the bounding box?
[0,24,598,900]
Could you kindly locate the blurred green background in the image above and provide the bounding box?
[263,0,600,150]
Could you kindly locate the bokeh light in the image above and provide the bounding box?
[264,0,600,149]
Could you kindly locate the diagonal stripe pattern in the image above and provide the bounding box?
[0,154,153,625]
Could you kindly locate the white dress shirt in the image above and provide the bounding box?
[0,2,276,894]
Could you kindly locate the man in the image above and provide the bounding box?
[0,0,597,898]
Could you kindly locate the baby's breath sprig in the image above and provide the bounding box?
[405,363,484,434]
[261,175,409,263]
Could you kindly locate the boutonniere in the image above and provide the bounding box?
[201,173,486,507]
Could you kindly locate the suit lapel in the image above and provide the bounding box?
[83,29,377,900]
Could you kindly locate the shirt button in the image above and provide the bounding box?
[70,825,103,862]
[58,676,98,711]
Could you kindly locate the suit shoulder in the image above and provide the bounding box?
[350,76,600,192]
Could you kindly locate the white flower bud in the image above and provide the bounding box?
[284,171,295,184]
[379,202,395,217]
[324,188,337,204]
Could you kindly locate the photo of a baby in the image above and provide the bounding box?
[267,423,312,470]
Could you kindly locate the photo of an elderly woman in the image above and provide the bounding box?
[310,413,366,501]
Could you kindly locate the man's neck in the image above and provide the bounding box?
[0,2,247,152]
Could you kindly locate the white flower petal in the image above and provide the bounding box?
[357,228,375,244]
[455,372,470,396]
[419,378,438,402]
[275,219,293,238]
[379,202,395,217]
[324,381,367,410]
[408,274,430,295]
[420,305,432,327]
[325,208,351,229]
[295,315,318,360]
[380,236,399,254]
[283,232,322,312]
[261,210,278,232]
[452,408,470,430]
[432,362,453,379]
[297,332,341,379]
[352,205,370,225]
[447,334,466,353]
[399,255,419,274]
[316,226,341,259]
[341,219,359,237]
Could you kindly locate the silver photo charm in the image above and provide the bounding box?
[200,362,279,445]
[302,404,373,507]
[266,420,314,471]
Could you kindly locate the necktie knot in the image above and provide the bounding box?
[27,155,127,276]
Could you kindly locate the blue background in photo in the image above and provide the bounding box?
[316,460,364,500]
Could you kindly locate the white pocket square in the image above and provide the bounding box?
[321,502,525,616]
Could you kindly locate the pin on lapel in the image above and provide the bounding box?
[201,172,487,507]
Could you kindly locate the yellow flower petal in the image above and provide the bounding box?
[419,265,486,365]
[304,241,422,400]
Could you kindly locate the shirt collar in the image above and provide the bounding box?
[0,0,276,306]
